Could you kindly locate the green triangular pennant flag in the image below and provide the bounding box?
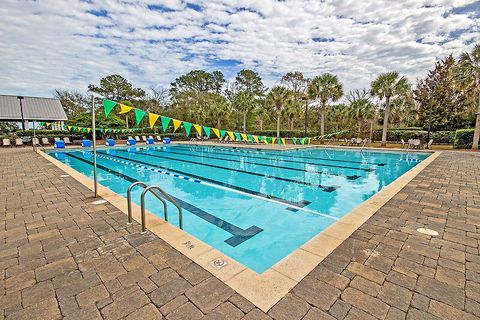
[134,109,146,126]
[219,130,226,138]
[100,128,104,133]
[183,122,192,136]
[203,126,211,138]
[247,134,253,142]
[72,126,78,131]
[161,116,171,132]
[39,121,45,126]
[234,132,242,141]
[81,127,87,133]
[102,99,117,118]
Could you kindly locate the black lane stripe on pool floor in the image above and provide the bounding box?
[65,153,263,247]
[96,150,313,208]
[140,147,361,180]
[193,145,387,166]
[168,145,378,171]
[116,149,339,192]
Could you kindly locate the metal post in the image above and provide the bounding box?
[17,96,26,130]
[92,96,98,198]
[427,100,433,144]
[303,98,308,137]
[32,120,37,152]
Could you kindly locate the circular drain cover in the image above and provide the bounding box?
[417,228,439,236]
[90,199,107,205]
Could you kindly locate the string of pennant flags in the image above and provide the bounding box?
[101,98,315,145]
[64,125,148,134]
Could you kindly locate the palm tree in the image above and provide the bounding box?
[208,94,230,128]
[347,89,376,137]
[308,74,343,138]
[454,43,480,149]
[232,91,256,133]
[370,72,410,146]
[265,86,290,138]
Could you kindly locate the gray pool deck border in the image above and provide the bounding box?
[1,147,479,320]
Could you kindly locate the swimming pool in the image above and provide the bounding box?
[48,144,428,273]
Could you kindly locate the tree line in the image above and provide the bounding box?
[56,43,480,148]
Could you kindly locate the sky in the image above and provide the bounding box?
[0,0,479,98]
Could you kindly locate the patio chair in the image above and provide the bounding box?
[15,138,23,146]
[134,136,141,142]
[54,137,60,142]
[401,139,407,148]
[41,138,50,145]
[412,139,421,149]
[355,138,363,146]
[2,139,11,147]
[156,136,162,141]
[425,139,433,149]
[128,136,134,140]
[63,137,72,144]
[141,136,147,142]
[32,138,39,146]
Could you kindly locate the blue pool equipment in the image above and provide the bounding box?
[54,140,65,149]
[81,139,91,148]
[163,137,171,144]
[126,139,136,146]
[146,137,155,145]
[106,139,115,146]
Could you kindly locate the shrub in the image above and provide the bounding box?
[454,129,475,149]
[372,129,455,144]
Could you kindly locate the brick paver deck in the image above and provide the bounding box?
[1,148,479,320]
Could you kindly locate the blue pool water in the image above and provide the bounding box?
[48,144,428,273]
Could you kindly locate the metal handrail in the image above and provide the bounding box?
[127,181,183,233]
[127,181,149,224]
[141,185,183,232]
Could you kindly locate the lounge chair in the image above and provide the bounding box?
[41,138,50,145]
[156,136,162,141]
[128,136,134,140]
[54,137,60,142]
[355,138,362,146]
[134,136,141,142]
[141,136,147,142]
[32,138,39,146]
[401,139,407,149]
[15,138,23,146]
[63,137,72,144]
[2,139,11,147]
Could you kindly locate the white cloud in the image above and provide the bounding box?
[0,0,478,97]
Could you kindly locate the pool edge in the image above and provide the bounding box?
[37,149,442,312]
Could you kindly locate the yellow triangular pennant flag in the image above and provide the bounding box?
[173,119,182,132]
[119,104,133,114]
[67,126,72,130]
[86,128,92,133]
[281,138,286,145]
[212,128,220,138]
[241,133,248,141]
[271,137,276,144]
[193,124,202,135]
[253,135,259,143]
[121,129,125,133]
[149,113,160,128]
[227,131,235,140]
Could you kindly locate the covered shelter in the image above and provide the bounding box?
[0,94,67,130]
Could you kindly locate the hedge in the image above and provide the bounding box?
[372,130,455,144]
[454,129,476,149]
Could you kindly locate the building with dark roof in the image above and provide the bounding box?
[0,94,67,129]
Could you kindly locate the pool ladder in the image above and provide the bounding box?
[127,181,183,233]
